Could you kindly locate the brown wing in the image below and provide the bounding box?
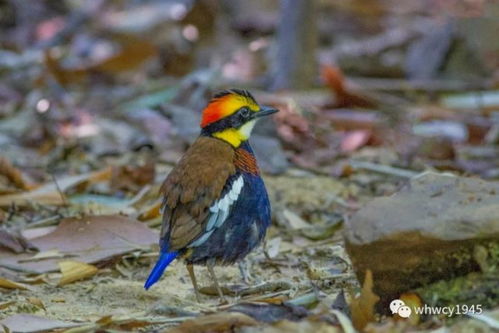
[159,136,236,250]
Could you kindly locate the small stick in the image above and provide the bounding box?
[350,161,419,178]
[51,174,69,209]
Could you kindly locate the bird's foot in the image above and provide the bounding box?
[238,260,254,285]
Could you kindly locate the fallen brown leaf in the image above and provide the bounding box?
[0,277,31,290]
[0,229,35,253]
[228,302,308,323]
[350,269,380,331]
[340,130,372,153]
[138,200,161,220]
[0,301,15,310]
[283,209,312,230]
[0,215,157,273]
[58,260,98,286]
[0,157,27,192]
[44,34,157,85]
[96,34,157,73]
[0,314,80,332]
[255,319,341,333]
[27,297,46,311]
[168,312,257,333]
[44,50,87,85]
[110,161,155,192]
[96,315,114,326]
[322,65,376,109]
[0,167,112,207]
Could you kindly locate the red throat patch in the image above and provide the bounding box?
[234,148,259,175]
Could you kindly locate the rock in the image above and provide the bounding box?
[251,118,288,174]
[405,22,455,80]
[405,20,487,80]
[251,135,288,175]
[344,173,499,302]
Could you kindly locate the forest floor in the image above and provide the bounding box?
[1,1,499,332]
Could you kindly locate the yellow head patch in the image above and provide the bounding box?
[212,120,256,147]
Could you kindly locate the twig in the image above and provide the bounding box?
[285,291,318,307]
[350,161,419,178]
[0,263,40,274]
[51,174,69,207]
[238,280,293,297]
[27,215,61,228]
[350,77,491,93]
[127,185,151,206]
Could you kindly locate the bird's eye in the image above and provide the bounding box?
[240,107,250,118]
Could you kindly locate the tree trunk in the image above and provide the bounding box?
[270,0,317,90]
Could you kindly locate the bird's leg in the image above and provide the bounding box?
[186,264,201,302]
[206,262,227,303]
[238,259,253,285]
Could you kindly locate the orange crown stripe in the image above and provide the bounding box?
[200,100,226,128]
[200,93,259,128]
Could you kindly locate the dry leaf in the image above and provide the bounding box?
[19,275,47,285]
[0,229,34,253]
[0,215,157,273]
[93,33,157,74]
[350,269,380,330]
[51,297,65,303]
[44,50,87,85]
[110,161,155,192]
[21,226,57,240]
[44,34,157,85]
[58,260,98,286]
[321,65,376,109]
[27,298,46,311]
[138,200,161,220]
[0,167,111,207]
[95,315,114,326]
[0,301,15,310]
[265,237,281,258]
[0,157,26,191]
[169,312,257,333]
[256,319,340,333]
[0,191,63,207]
[0,314,79,332]
[0,277,31,290]
[19,249,65,262]
[283,209,312,230]
[340,130,372,153]
[331,309,356,333]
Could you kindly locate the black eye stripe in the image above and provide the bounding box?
[201,106,253,135]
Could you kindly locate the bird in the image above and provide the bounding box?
[144,89,278,302]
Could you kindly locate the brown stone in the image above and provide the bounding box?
[344,173,499,301]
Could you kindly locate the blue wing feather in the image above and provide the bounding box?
[144,251,178,290]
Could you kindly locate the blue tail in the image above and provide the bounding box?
[144,251,178,290]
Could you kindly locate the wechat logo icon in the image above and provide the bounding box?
[390,299,412,318]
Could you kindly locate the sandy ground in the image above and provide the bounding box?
[1,174,359,330]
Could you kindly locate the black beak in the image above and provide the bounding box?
[255,106,279,118]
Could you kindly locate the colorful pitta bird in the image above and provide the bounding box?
[144,89,278,302]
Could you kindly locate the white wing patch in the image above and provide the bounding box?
[189,175,244,248]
